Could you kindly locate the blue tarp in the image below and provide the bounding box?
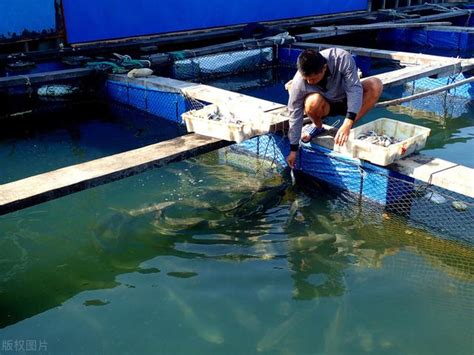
[0,0,56,40]
[62,0,368,43]
[377,28,474,52]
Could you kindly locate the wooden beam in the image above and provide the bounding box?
[392,155,474,198]
[293,42,467,65]
[0,68,95,89]
[396,9,470,23]
[367,62,464,87]
[0,134,231,216]
[427,26,474,33]
[310,21,451,32]
[297,21,452,41]
[265,11,372,30]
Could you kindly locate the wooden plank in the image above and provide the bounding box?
[296,31,353,41]
[265,11,372,30]
[298,21,452,41]
[310,21,452,32]
[427,26,474,33]
[0,68,94,89]
[397,10,470,23]
[0,134,231,216]
[293,42,467,65]
[392,155,474,198]
[367,62,463,86]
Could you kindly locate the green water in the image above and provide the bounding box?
[0,151,473,354]
[1,66,473,354]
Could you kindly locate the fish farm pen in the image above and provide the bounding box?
[0,1,473,354]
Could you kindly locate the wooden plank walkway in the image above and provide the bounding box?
[393,155,474,198]
[367,62,463,87]
[0,134,230,215]
[108,75,286,113]
[294,42,474,67]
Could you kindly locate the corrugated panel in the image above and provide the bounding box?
[62,0,368,44]
[0,0,56,40]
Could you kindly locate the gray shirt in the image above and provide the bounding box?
[287,48,363,145]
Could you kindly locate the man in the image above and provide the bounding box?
[286,48,383,168]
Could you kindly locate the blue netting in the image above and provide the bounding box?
[106,80,189,123]
[398,73,474,118]
[410,74,473,99]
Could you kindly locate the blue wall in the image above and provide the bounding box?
[0,0,56,40]
[63,0,368,43]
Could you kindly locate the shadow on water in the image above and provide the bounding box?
[0,154,472,329]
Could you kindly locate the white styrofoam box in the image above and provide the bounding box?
[182,104,267,143]
[335,118,431,166]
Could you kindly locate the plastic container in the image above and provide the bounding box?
[182,104,274,143]
[336,118,431,166]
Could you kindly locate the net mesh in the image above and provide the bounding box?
[106,80,189,123]
[215,130,474,246]
[170,47,276,81]
[393,73,474,119]
[299,146,474,246]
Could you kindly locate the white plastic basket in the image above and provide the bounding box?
[182,104,268,143]
[336,118,431,166]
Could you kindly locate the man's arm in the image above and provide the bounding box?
[287,76,305,168]
[334,52,363,146]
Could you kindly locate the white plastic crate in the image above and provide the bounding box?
[336,118,431,166]
[182,104,277,143]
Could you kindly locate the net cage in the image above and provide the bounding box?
[169,46,277,81]
[214,128,474,247]
[389,72,474,119]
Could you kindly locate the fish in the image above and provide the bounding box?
[37,84,80,97]
[94,202,175,253]
[424,191,447,204]
[452,200,468,212]
[166,288,224,344]
[289,232,337,251]
[220,179,289,219]
[356,130,399,147]
[127,201,176,217]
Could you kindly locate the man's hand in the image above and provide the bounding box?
[301,133,311,143]
[286,151,297,169]
[334,119,353,146]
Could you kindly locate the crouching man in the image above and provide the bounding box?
[286,48,383,168]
